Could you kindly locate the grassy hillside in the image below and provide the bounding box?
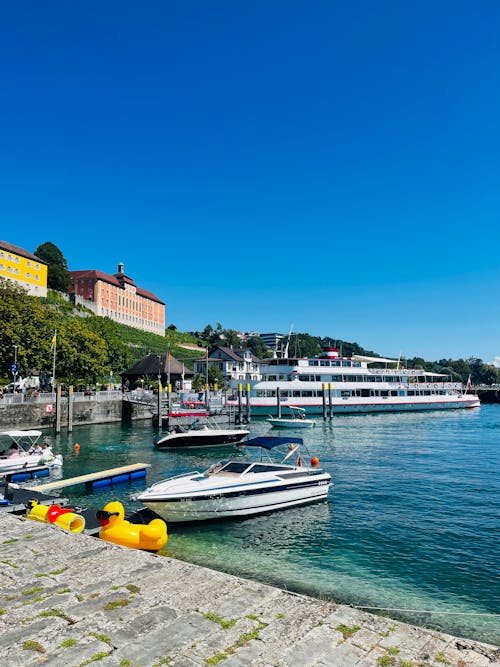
[114,323,205,368]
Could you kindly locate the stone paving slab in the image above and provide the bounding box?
[0,512,498,667]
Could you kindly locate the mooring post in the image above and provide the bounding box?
[277,387,281,418]
[322,383,327,420]
[67,385,73,432]
[55,384,62,433]
[245,383,251,423]
[328,383,333,420]
[236,383,243,424]
[157,380,162,429]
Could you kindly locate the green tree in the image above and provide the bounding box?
[55,319,108,384]
[288,333,321,358]
[222,329,241,348]
[34,241,70,292]
[86,317,132,375]
[246,336,273,359]
[0,278,60,380]
[208,364,226,389]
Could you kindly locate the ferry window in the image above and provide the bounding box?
[391,391,398,396]
[341,390,351,397]
[381,391,389,397]
[302,391,313,396]
[332,360,341,366]
[407,390,415,396]
[353,362,361,367]
[375,376,382,382]
[309,360,319,366]
[298,375,310,381]
[331,375,342,382]
[279,375,285,380]
[424,390,431,396]
[293,391,301,397]
[269,375,277,381]
[320,360,330,366]
[342,361,351,367]
[361,389,370,397]
[281,391,290,397]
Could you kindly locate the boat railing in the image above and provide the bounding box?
[0,390,124,406]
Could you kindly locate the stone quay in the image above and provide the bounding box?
[0,512,498,667]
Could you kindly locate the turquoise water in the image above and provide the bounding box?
[47,406,499,645]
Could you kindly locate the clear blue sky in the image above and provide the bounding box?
[1,1,499,365]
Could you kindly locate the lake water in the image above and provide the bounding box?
[46,405,499,645]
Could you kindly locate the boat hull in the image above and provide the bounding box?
[250,396,480,416]
[0,454,62,474]
[138,475,331,522]
[153,430,249,449]
[267,419,314,428]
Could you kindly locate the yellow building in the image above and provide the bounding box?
[0,240,48,297]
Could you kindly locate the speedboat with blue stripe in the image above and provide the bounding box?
[134,437,331,522]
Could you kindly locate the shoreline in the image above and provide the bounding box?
[0,512,498,666]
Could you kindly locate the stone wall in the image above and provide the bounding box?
[0,399,152,430]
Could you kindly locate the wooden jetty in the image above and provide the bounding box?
[29,462,150,492]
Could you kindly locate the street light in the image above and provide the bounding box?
[12,345,18,386]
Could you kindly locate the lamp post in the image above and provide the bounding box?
[12,345,18,387]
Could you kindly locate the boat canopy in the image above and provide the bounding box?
[0,430,42,440]
[243,436,303,450]
[352,355,398,364]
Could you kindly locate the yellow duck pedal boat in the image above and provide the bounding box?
[97,501,167,551]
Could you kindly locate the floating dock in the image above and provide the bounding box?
[3,465,51,483]
[29,462,150,492]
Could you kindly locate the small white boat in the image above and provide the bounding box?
[135,436,331,522]
[0,430,63,475]
[267,406,315,429]
[153,418,249,449]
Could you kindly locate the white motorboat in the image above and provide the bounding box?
[135,436,331,522]
[153,417,249,449]
[267,406,315,429]
[0,430,63,475]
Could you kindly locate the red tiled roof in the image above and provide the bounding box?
[69,269,164,304]
[0,241,47,264]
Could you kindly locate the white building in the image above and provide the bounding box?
[194,347,262,387]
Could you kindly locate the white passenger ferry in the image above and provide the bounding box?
[247,348,480,415]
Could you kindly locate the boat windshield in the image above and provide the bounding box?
[219,462,250,474]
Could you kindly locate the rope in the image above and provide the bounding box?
[353,606,499,617]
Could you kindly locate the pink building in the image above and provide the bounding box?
[69,263,165,336]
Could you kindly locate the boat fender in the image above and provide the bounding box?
[310,457,320,468]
